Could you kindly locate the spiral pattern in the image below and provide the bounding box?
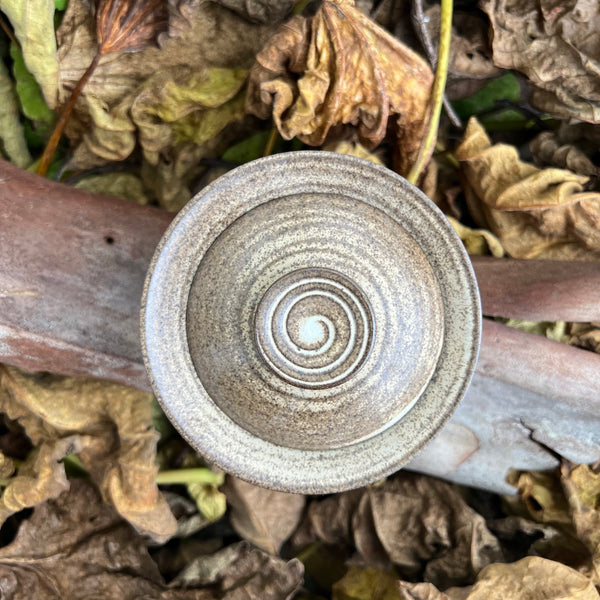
[256,268,374,388]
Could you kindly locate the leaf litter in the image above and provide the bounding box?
[1,0,600,598]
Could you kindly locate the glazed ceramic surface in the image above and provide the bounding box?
[142,151,481,493]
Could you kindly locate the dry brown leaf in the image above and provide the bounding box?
[56,0,281,208]
[481,0,600,123]
[568,323,600,354]
[213,0,295,23]
[170,541,304,599]
[400,557,600,600]
[422,6,499,84]
[0,451,15,479]
[0,480,301,600]
[246,0,433,175]
[0,365,176,542]
[0,479,170,600]
[503,468,596,575]
[560,463,600,584]
[289,488,364,555]
[358,475,504,588]
[455,117,600,260]
[531,131,599,181]
[223,476,305,554]
[398,581,451,600]
[291,474,503,589]
[505,469,573,526]
[487,514,588,567]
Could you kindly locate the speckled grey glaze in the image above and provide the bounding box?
[141,151,481,494]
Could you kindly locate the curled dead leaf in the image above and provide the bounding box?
[324,140,385,165]
[170,541,304,598]
[446,216,505,258]
[223,476,305,554]
[0,479,167,600]
[357,475,504,588]
[421,5,499,87]
[246,0,433,175]
[291,473,503,589]
[503,466,598,577]
[504,469,573,524]
[0,365,176,542]
[399,556,600,600]
[560,462,600,584]
[481,0,600,123]
[531,131,599,181]
[57,0,280,208]
[0,481,303,600]
[455,118,600,260]
[568,323,600,354]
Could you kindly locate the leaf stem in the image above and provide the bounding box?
[407,0,453,184]
[263,125,279,157]
[36,52,101,177]
[156,468,223,486]
[0,13,19,48]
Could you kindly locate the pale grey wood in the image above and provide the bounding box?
[409,320,600,494]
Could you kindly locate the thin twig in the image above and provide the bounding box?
[263,125,280,157]
[36,53,101,177]
[407,0,453,184]
[410,0,461,128]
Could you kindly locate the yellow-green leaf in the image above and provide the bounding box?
[0,0,59,108]
[0,58,32,167]
[332,567,402,600]
[9,43,55,123]
[187,480,227,523]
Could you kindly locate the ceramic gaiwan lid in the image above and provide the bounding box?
[142,151,481,494]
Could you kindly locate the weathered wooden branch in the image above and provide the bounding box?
[1,160,599,494]
[471,255,600,322]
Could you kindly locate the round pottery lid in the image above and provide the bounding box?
[142,151,481,493]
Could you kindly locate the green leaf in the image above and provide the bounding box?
[222,131,272,164]
[155,68,248,147]
[0,58,32,167]
[9,43,55,123]
[0,0,59,107]
[452,72,521,120]
[53,0,68,9]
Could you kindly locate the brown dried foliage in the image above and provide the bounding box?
[246,0,433,175]
[481,0,600,123]
[37,0,169,176]
[0,365,176,543]
[0,480,304,600]
[455,118,600,260]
